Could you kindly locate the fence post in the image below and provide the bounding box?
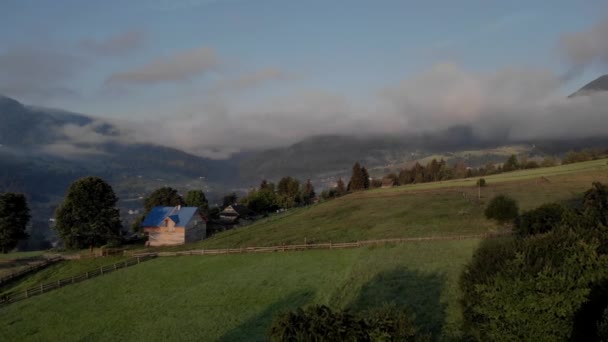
[25,289,29,298]
[86,271,89,279]
[137,257,140,264]
[100,266,104,275]
[40,284,44,293]
[71,276,75,284]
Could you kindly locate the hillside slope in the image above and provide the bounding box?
[176,159,608,249]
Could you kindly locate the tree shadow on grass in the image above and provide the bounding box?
[218,289,315,342]
[347,267,447,338]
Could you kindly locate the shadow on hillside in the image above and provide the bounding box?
[347,267,447,338]
[218,289,315,342]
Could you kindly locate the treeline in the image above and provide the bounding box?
[384,154,561,187]
[238,177,316,214]
[562,148,607,164]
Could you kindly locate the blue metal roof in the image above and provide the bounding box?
[141,206,199,227]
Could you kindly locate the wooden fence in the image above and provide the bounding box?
[0,255,156,306]
[130,231,512,258]
[0,256,63,287]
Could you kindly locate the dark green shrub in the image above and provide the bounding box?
[461,229,608,341]
[476,178,486,187]
[269,304,425,341]
[514,203,565,237]
[484,195,519,224]
[598,308,608,342]
[583,182,608,226]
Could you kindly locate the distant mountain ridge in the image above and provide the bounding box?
[569,74,608,97]
[0,94,239,219]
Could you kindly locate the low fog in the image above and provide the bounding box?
[8,17,608,159]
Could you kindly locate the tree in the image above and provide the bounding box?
[583,182,608,226]
[222,192,238,208]
[361,167,370,189]
[503,154,519,172]
[185,190,208,214]
[277,177,301,208]
[484,194,519,224]
[241,184,278,213]
[412,163,425,183]
[336,178,346,196]
[54,177,121,249]
[349,162,366,191]
[0,193,30,253]
[541,156,557,167]
[144,187,184,213]
[301,180,316,205]
[461,229,608,340]
[514,203,565,237]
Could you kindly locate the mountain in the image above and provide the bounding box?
[0,95,239,221]
[569,74,608,97]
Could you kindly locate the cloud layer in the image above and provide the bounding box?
[105,47,218,85]
[559,16,608,70]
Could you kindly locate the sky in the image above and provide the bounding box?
[1,0,608,158]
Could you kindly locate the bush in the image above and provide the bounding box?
[598,308,608,342]
[461,229,608,341]
[583,182,608,226]
[514,203,565,237]
[269,304,425,341]
[476,178,486,187]
[484,195,519,224]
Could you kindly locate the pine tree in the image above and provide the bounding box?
[361,167,370,189]
[336,178,346,196]
[301,180,316,205]
[350,162,366,191]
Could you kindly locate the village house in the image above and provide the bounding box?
[219,204,256,225]
[381,177,396,188]
[141,206,206,246]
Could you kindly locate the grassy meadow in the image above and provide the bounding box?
[0,256,128,296]
[155,158,608,250]
[0,239,481,341]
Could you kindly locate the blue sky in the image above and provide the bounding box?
[1,0,608,156]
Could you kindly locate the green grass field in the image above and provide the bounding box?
[1,159,606,341]
[0,239,480,341]
[0,256,128,296]
[152,159,607,250]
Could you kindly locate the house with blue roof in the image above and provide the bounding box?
[141,205,206,246]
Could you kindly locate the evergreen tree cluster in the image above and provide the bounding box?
[240,177,317,214]
[376,154,571,189]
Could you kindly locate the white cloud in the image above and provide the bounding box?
[105,47,219,85]
[559,16,608,69]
